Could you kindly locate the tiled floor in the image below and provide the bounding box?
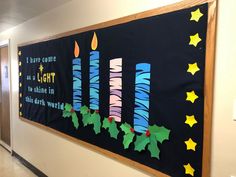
[0,146,36,177]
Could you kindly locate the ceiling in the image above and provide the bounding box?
[0,0,72,33]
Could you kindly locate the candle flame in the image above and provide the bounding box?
[74,41,80,57]
[91,32,98,50]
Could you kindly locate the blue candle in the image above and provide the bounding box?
[89,32,99,110]
[73,41,82,111]
[133,63,151,133]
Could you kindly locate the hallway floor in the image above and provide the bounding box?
[0,146,36,177]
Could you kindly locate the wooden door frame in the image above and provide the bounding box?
[0,39,12,152]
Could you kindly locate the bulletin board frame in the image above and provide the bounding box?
[18,0,217,176]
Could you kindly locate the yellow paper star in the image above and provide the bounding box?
[190,8,203,22]
[184,163,195,176]
[186,90,198,103]
[19,72,22,77]
[19,83,22,87]
[18,51,22,56]
[189,33,202,47]
[185,138,197,151]
[19,61,22,66]
[185,115,198,127]
[20,93,22,98]
[187,62,200,75]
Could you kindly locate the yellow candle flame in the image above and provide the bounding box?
[91,32,98,50]
[74,41,80,57]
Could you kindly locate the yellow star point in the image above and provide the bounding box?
[19,83,22,87]
[18,51,22,56]
[20,103,22,108]
[185,138,197,151]
[185,115,198,127]
[39,64,44,73]
[19,72,22,77]
[19,112,22,116]
[20,93,22,98]
[19,61,22,66]
[184,163,195,176]
[190,8,203,22]
[187,62,200,75]
[186,90,198,103]
[189,33,202,47]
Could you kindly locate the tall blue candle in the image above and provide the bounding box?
[73,41,82,111]
[89,32,99,110]
[133,63,151,133]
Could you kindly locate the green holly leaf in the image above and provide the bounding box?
[90,113,101,134]
[109,121,119,139]
[148,134,160,159]
[62,110,71,118]
[82,113,91,127]
[120,123,132,134]
[71,112,79,129]
[123,133,135,149]
[149,125,170,143]
[65,103,72,111]
[102,118,110,129]
[80,105,89,115]
[134,134,150,152]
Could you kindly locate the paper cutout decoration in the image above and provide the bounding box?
[187,62,200,75]
[102,117,119,139]
[89,32,100,110]
[18,51,22,56]
[185,115,198,127]
[63,103,79,129]
[80,105,101,134]
[133,63,151,133]
[184,163,195,176]
[189,33,202,47]
[73,41,82,111]
[185,138,197,151]
[186,90,199,103]
[109,58,122,122]
[19,61,22,66]
[190,8,203,22]
[134,125,170,159]
[120,123,135,149]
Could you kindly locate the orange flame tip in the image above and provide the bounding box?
[91,32,98,50]
[74,41,80,57]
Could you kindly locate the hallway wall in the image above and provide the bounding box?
[0,0,236,176]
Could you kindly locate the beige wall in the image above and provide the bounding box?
[0,0,235,176]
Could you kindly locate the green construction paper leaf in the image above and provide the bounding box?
[65,103,72,111]
[148,135,160,159]
[134,134,150,152]
[62,110,71,118]
[123,133,135,149]
[102,118,110,129]
[120,123,132,134]
[71,112,79,129]
[82,113,91,127]
[149,125,170,143]
[109,121,119,139]
[80,105,89,115]
[90,113,101,134]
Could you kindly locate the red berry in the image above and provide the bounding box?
[108,116,113,123]
[95,110,99,113]
[70,108,75,113]
[145,130,150,137]
[130,128,134,133]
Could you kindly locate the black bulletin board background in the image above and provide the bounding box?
[19,4,208,177]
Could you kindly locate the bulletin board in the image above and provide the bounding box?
[18,0,216,176]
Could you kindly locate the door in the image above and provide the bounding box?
[0,46,11,147]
